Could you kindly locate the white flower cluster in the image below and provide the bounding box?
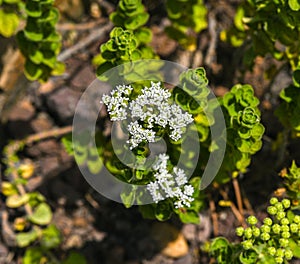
[101,84,133,121]
[146,153,194,208]
[101,82,193,150]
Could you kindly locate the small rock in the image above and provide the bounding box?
[46,87,81,124]
[26,140,60,157]
[39,156,61,177]
[6,99,35,121]
[151,222,189,258]
[70,64,95,91]
[182,224,196,241]
[65,234,83,248]
[174,253,193,264]
[6,99,35,138]
[30,113,53,133]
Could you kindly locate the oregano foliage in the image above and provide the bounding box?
[276,67,300,137]
[94,0,158,70]
[165,0,207,51]
[215,84,265,184]
[0,0,22,37]
[16,0,65,82]
[221,0,300,69]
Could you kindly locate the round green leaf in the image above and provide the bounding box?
[16,230,38,248]
[24,60,43,81]
[23,247,43,264]
[0,10,19,38]
[41,224,61,249]
[29,203,52,225]
[289,0,300,11]
[6,194,29,208]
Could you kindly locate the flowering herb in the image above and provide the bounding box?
[101,82,193,150]
[146,153,194,208]
[101,82,196,210]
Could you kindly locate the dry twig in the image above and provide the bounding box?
[57,22,113,62]
[232,177,244,216]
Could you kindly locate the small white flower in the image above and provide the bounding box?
[174,167,188,186]
[146,154,194,208]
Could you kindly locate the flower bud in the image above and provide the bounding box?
[244,227,253,239]
[242,240,253,250]
[252,227,260,237]
[290,223,298,233]
[260,225,271,233]
[280,218,289,225]
[294,215,300,223]
[272,224,281,234]
[261,232,270,241]
[276,248,284,257]
[281,231,290,238]
[270,197,278,205]
[268,246,276,256]
[263,217,272,226]
[236,227,244,237]
[275,257,283,264]
[281,225,289,232]
[282,199,290,209]
[247,215,258,225]
[267,206,277,215]
[275,202,283,211]
[285,249,293,260]
[279,238,289,248]
[276,211,286,220]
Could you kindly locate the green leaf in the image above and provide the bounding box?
[293,68,300,87]
[139,204,156,219]
[0,10,19,38]
[96,61,114,78]
[234,6,246,31]
[251,123,265,139]
[16,230,38,247]
[29,203,52,225]
[3,0,20,3]
[178,210,199,224]
[134,27,152,44]
[289,238,300,257]
[25,1,42,17]
[51,61,65,76]
[289,0,300,11]
[6,194,29,208]
[23,247,43,264]
[24,19,43,41]
[41,224,61,249]
[155,202,172,221]
[210,237,230,251]
[239,250,258,264]
[120,185,136,208]
[24,60,43,81]
[62,252,87,264]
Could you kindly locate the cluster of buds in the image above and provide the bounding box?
[236,198,298,264]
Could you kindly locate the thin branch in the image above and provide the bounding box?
[205,12,218,66]
[57,22,113,62]
[56,18,106,31]
[208,193,219,236]
[219,189,246,228]
[232,177,244,216]
[25,126,72,145]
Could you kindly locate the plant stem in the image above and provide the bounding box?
[232,177,244,216]
[219,189,246,228]
[208,193,219,236]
